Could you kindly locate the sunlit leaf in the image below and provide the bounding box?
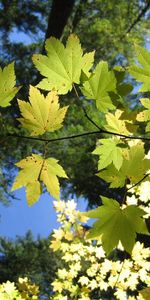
[83,197,148,254]
[104,110,131,135]
[11,154,67,205]
[129,45,150,92]
[18,86,68,136]
[93,138,124,170]
[81,61,116,112]
[0,63,20,107]
[33,34,94,94]
[136,98,150,132]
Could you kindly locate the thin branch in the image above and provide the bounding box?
[73,84,107,131]
[126,173,150,192]
[125,2,150,35]
[121,173,150,205]
[4,131,101,143]
[72,85,150,141]
[1,128,150,144]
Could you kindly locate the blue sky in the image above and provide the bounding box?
[0,189,88,240]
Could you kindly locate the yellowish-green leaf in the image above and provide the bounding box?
[18,86,68,136]
[98,164,126,188]
[83,197,148,255]
[136,98,150,132]
[33,34,94,94]
[81,51,95,77]
[11,154,67,205]
[81,61,116,112]
[98,141,150,187]
[93,138,124,170]
[40,157,68,200]
[104,110,132,135]
[129,45,150,92]
[0,62,21,107]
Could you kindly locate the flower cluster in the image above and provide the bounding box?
[50,199,150,300]
[0,278,39,300]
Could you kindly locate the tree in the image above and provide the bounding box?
[0,231,62,298]
[0,31,150,299]
[0,0,149,206]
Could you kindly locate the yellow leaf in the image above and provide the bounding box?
[18,86,68,136]
[12,154,67,205]
[0,62,21,107]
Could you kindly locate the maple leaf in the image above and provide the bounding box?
[0,62,21,107]
[11,154,43,206]
[98,141,150,187]
[124,141,150,184]
[18,86,68,136]
[129,45,150,92]
[93,138,124,170]
[11,154,68,205]
[81,51,95,77]
[136,98,150,132]
[40,157,68,199]
[104,110,131,135]
[32,34,94,94]
[98,164,126,188]
[83,197,149,255]
[81,61,116,112]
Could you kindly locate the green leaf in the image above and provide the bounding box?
[81,61,116,112]
[124,141,150,184]
[11,154,68,205]
[0,62,21,107]
[93,138,123,170]
[113,66,133,97]
[97,164,126,188]
[117,83,133,97]
[104,110,132,135]
[98,141,150,187]
[32,34,94,94]
[129,45,150,92]
[81,51,95,77]
[136,98,150,132]
[18,86,68,136]
[84,197,148,255]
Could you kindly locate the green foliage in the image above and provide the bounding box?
[81,61,116,112]
[83,197,149,255]
[137,98,150,132]
[129,45,150,92]
[98,141,150,187]
[0,63,20,107]
[0,31,150,299]
[92,138,124,170]
[0,232,62,298]
[33,34,94,94]
[0,0,149,207]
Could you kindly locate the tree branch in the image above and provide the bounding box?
[1,129,150,144]
[126,173,150,192]
[125,2,150,35]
